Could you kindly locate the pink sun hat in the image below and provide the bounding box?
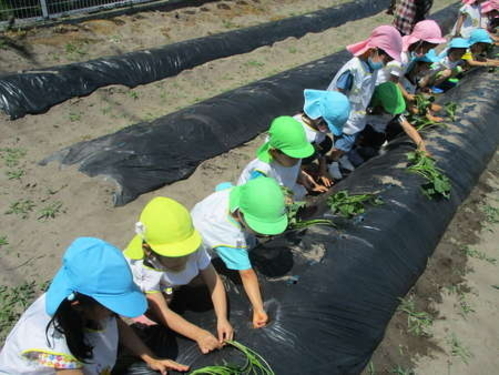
[402,20,447,51]
[346,25,403,62]
[462,0,478,4]
[482,0,499,13]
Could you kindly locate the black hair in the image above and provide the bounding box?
[46,293,98,363]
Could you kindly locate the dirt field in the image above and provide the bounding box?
[2,0,498,373]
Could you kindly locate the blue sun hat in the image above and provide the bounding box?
[448,37,471,50]
[416,49,441,63]
[46,237,147,318]
[303,89,351,136]
[468,28,493,45]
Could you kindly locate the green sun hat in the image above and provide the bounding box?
[370,82,406,115]
[229,177,288,235]
[257,116,315,163]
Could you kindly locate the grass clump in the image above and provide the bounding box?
[327,190,383,219]
[406,151,451,199]
[0,148,26,167]
[461,245,497,265]
[38,201,64,221]
[447,333,473,364]
[398,296,433,336]
[190,340,274,374]
[444,101,459,121]
[5,199,36,219]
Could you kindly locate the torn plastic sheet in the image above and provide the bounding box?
[117,68,499,374]
[0,0,390,119]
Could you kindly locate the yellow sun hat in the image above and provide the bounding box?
[124,197,202,259]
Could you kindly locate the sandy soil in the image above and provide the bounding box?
[3,0,497,373]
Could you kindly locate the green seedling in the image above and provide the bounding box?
[491,285,499,290]
[288,47,298,54]
[128,90,139,100]
[222,20,237,29]
[398,296,433,336]
[284,191,334,231]
[461,245,497,265]
[244,60,265,69]
[444,101,459,122]
[447,333,473,364]
[5,199,35,218]
[366,361,375,375]
[327,190,383,219]
[69,111,81,122]
[0,148,26,167]
[406,151,451,200]
[38,201,64,221]
[6,169,24,180]
[414,94,435,116]
[190,340,274,374]
[481,203,499,224]
[0,236,8,247]
[65,42,86,57]
[458,297,475,318]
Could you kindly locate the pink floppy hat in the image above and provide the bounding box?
[482,0,499,13]
[402,20,447,51]
[462,0,478,4]
[346,25,403,62]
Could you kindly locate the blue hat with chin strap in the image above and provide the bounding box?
[303,89,351,136]
[415,49,441,63]
[468,28,493,45]
[45,237,147,318]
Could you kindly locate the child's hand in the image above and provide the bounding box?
[196,330,222,354]
[318,173,334,188]
[426,113,444,123]
[217,318,234,343]
[146,358,189,375]
[252,310,269,328]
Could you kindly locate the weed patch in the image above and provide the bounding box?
[0,148,26,168]
[38,201,64,221]
[5,199,35,219]
[6,169,24,180]
[398,296,433,336]
[461,245,497,265]
[447,333,473,364]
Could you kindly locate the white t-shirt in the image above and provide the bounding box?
[236,158,304,199]
[452,4,487,38]
[376,51,409,85]
[0,294,118,375]
[327,57,378,135]
[191,189,256,251]
[293,114,327,145]
[124,244,211,294]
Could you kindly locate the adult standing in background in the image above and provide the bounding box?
[393,0,434,35]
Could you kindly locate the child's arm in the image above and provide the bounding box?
[398,81,416,102]
[200,264,234,343]
[398,115,427,154]
[239,268,268,328]
[453,13,466,37]
[117,318,189,374]
[146,291,221,353]
[466,58,499,68]
[317,156,333,187]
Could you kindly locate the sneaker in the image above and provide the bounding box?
[339,155,355,172]
[328,162,343,180]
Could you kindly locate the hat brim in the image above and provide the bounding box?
[45,265,148,318]
[243,210,288,236]
[45,267,74,316]
[281,142,315,159]
[325,120,343,136]
[92,286,147,318]
[149,229,202,258]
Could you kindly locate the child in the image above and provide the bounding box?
[462,28,499,67]
[378,20,447,100]
[355,81,427,164]
[191,177,288,329]
[453,0,488,38]
[124,197,233,354]
[326,25,403,179]
[428,38,470,89]
[482,0,499,35]
[294,89,351,186]
[237,116,319,200]
[0,237,188,374]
